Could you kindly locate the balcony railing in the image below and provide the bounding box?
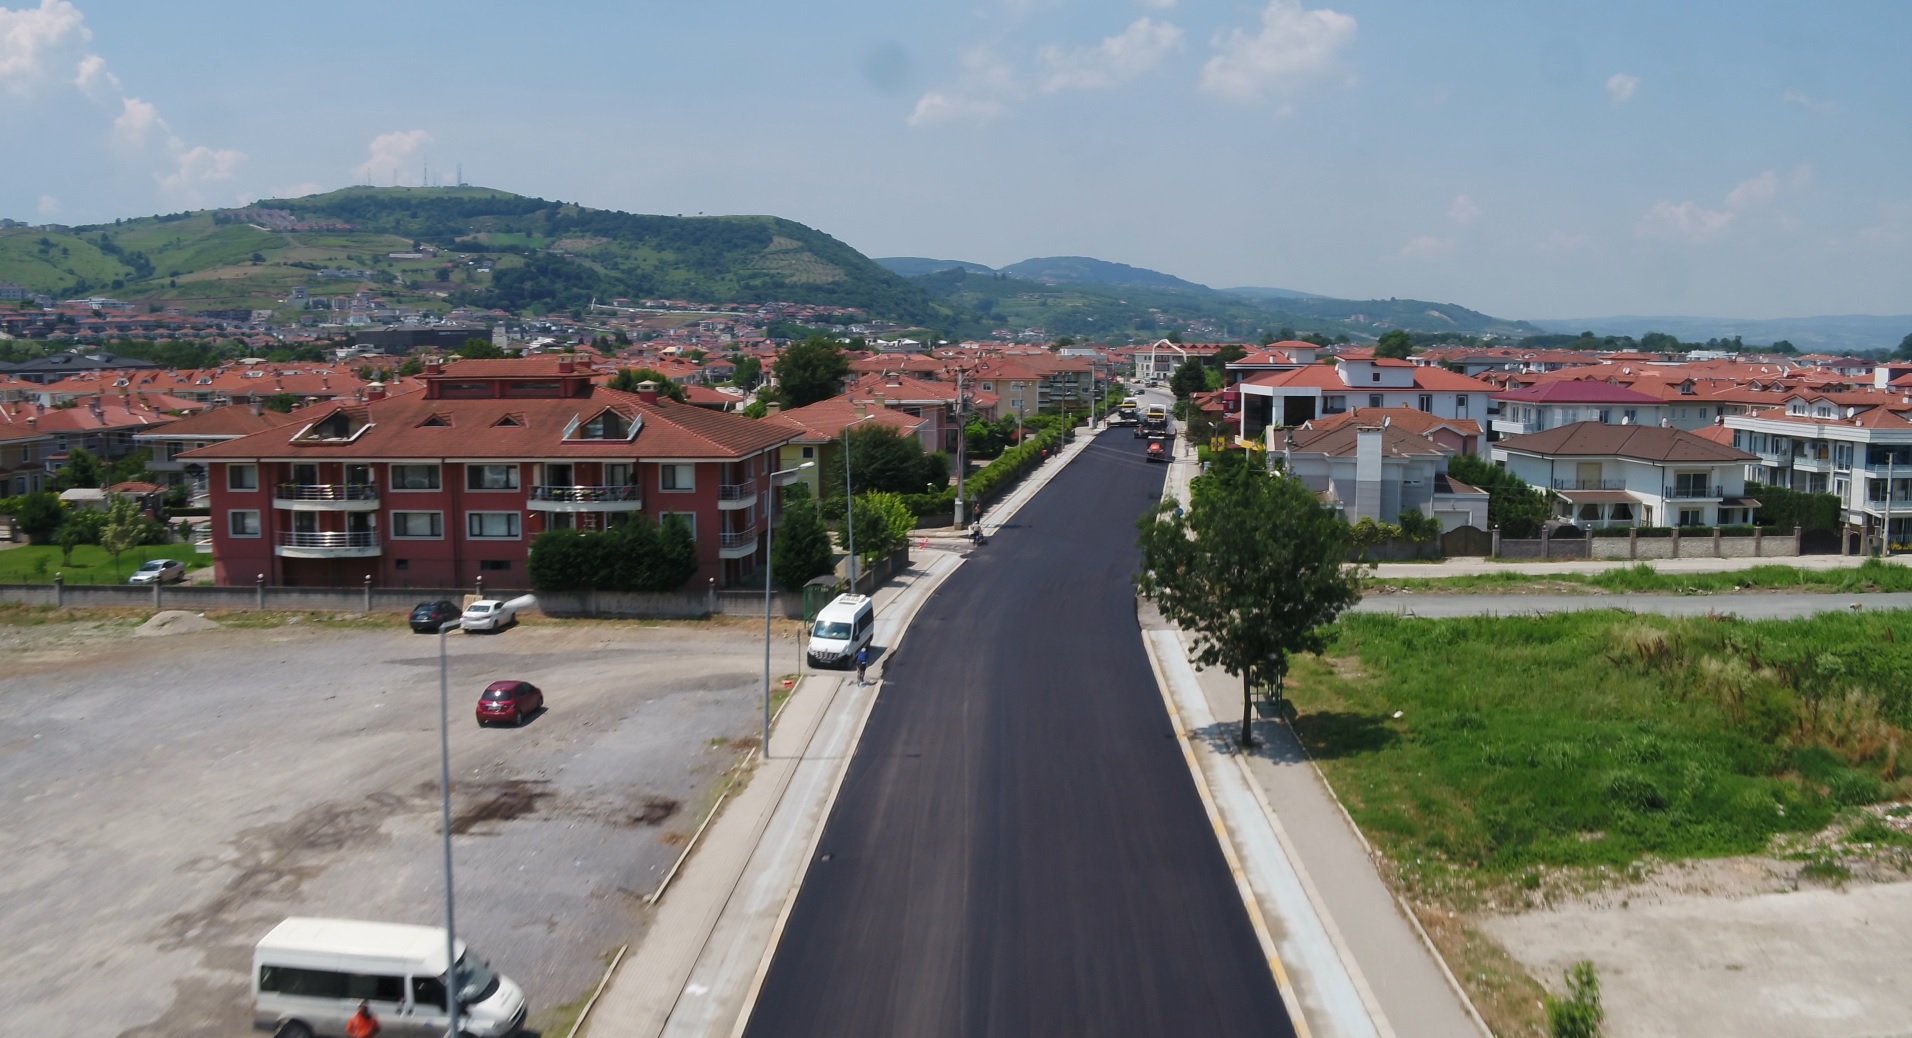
[529,484,639,503]
[1552,479,1627,491]
[275,483,378,501]
[719,527,757,549]
[1663,484,1727,500]
[278,530,379,549]
[716,483,755,501]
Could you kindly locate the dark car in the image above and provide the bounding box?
[410,600,461,633]
[476,680,543,727]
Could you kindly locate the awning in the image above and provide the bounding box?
[1552,489,1640,505]
[1720,496,1762,508]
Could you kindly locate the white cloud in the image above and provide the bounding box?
[1448,194,1480,226]
[1039,17,1184,92]
[1199,0,1356,105]
[1605,72,1639,105]
[1724,170,1777,210]
[1635,200,1734,242]
[112,94,160,144]
[1537,231,1588,254]
[0,0,87,95]
[353,129,433,184]
[1398,235,1453,259]
[36,193,58,217]
[907,91,1003,128]
[156,144,244,200]
[1781,89,1834,114]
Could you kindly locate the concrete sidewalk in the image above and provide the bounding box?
[1369,552,1900,579]
[1153,449,1489,1038]
[580,422,1100,1038]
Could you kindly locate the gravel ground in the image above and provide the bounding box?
[0,613,789,1038]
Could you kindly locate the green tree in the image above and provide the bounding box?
[456,337,506,360]
[1894,333,1912,361]
[1546,961,1604,1038]
[731,354,762,386]
[772,485,836,591]
[103,448,155,487]
[527,528,596,592]
[776,336,851,409]
[1212,343,1248,367]
[13,491,64,543]
[608,367,688,402]
[262,392,300,413]
[99,496,144,581]
[826,424,943,496]
[652,513,699,589]
[52,447,105,491]
[1446,453,1550,537]
[1169,358,1209,401]
[55,521,86,565]
[1768,339,1798,355]
[396,356,425,378]
[1137,456,1364,746]
[850,491,914,564]
[1375,329,1415,360]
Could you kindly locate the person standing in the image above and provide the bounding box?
[855,645,870,685]
[345,1002,381,1038]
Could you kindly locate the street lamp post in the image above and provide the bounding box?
[435,617,465,1038]
[762,461,814,758]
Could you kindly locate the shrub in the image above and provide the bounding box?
[1546,961,1604,1038]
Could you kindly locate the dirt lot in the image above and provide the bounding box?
[0,612,792,1037]
[1481,857,1912,1038]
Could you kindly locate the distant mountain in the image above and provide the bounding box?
[1528,314,1912,353]
[874,257,998,277]
[1221,285,1330,302]
[997,255,1211,293]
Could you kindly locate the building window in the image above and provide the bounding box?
[1371,371,1381,382]
[391,511,443,538]
[478,560,512,571]
[466,511,521,538]
[229,510,261,537]
[227,464,258,491]
[1417,394,1432,411]
[1455,395,1469,414]
[1679,509,1703,527]
[660,464,694,491]
[1369,394,1383,408]
[660,512,697,539]
[391,464,441,490]
[395,559,410,570]
[466,464,519,491]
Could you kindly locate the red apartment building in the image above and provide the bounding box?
[184,356,798,589]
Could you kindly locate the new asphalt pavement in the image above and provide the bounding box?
[741,428,1298,1038]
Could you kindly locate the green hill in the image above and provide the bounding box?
[0,187,951,327]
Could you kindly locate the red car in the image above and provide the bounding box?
[476,680,543,727]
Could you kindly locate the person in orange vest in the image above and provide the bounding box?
[345,1001,381,1038]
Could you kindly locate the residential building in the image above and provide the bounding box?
[1280,423,1489,531]
[1489,381,1668,439]
[134,401,306,491]
[763,398,929,502]
[1239,357,1495,439]
[0,405,53,496]
[1299,406,1484,456]
[181,356,799,589]
[1492,422,1760,529]
[1724,403,1912,547]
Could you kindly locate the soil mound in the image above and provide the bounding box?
[135,610,221,636]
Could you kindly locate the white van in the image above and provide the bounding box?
[252,917,527,1037]
[807,593,874,669]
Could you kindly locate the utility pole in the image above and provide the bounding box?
[954,368,967,528]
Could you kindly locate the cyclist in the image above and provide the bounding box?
[855,645,870,685]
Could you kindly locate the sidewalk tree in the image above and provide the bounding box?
[1446,453,1549,537]
[826,423,945,496]
[1137,455,1363,747]
[772,484,836,591]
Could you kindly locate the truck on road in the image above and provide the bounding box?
[1113,398,1140,427]
[1139,404,1171,439]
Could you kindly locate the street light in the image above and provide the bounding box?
[842,413,877,588]
[763,460,815,758]
[433,593,533,1038]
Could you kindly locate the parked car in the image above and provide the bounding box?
[409,600,461,633]
[460,599,517,632]
[476,680,543,727]
[127,559,186,585]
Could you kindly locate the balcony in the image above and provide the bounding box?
[275,530,380,558]
[1493,418,1539,437]
[716,482,757,510]
[1791,454,1833,473]
[1755,450,1787,467]
[526,484,643,512]
[1552,479,1626,491]
[718,526,758,559]
[273,483,379,511]
[1662,484,1727,500]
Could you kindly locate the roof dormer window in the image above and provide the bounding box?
[494,413,524,428]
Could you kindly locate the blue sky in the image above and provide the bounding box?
[2,0,1908,323]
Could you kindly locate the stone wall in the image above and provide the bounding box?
[1587,528,1802,560]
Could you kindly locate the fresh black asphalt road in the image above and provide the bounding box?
[743,430,1297,1038]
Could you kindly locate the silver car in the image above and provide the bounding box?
[460,598,517,632]
[127,558,186,585]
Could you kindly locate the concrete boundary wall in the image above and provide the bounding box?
[1585,527,1802,561]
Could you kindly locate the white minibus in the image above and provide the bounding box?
[807,593,874,668]
[252,917,526,1037]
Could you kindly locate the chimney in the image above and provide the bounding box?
[635,380,660,404]
[367,381,387,402]
[25,415,34,429]
[557,354,576,374]
[249,392,263,417]
[423,357,442,376]
[765,401,782,415]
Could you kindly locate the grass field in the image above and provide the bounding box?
[0,544,208,585]
[1288,610,1912,902]
[1366,558,1912,595]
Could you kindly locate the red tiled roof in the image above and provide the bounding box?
[1498,421,1756,462]
[1303,407,1483,439]
[1492,381,1663,404]
[763,399,927,441]
[133,403,306,438]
